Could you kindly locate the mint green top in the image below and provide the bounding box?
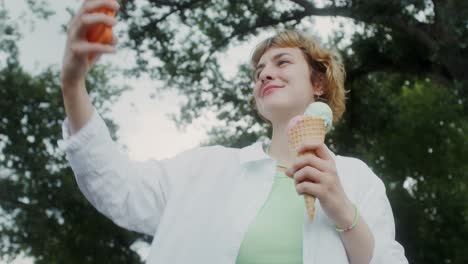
[235,170,305,264]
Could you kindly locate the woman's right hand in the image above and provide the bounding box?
[61,0,120,88]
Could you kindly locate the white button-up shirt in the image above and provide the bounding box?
[60,108,408,264]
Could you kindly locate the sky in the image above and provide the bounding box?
[3,0,344,161]
[4,0,227,162]
[2,0,339,262]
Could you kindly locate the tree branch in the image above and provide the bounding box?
[288,0,439,64]
[289,0,351,16]
[150,0,182,6]
[0,194,33,211]
[150,0,205,24]
[387,17,438,52]
[203,10,309,65]
[431,0,440,24]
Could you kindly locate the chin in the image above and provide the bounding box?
[259,99,296,118]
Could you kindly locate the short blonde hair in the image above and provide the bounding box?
[250,30,347,125]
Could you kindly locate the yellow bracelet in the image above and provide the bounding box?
[335,204,359,233]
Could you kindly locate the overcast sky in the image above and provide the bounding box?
[4,0,339,162]
[3,0,337,262]
[5,0,228,162]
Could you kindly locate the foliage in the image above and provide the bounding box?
[118,0,468,128]
[116,1,468,262]
[1,0,467,263]
[0,59,143,263]
[0,4,142,263]
[338,75,468,263]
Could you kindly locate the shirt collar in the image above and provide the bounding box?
[239,141,270,165]
[239,140,337,165]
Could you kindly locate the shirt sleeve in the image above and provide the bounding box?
[358,165,409,264]
[58,107,197,236]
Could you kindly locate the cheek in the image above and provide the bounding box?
[253,83,261,96]
[295,71,314,91]
[285,72,315,102]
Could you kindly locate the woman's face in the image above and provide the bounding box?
[254,47,320,124]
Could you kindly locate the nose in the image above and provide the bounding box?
[258,65,275,83]
[260,75,273,83]
[256,70,274,97]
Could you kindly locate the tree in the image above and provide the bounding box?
[114,1,468,263]
[0,4,144,263]
[117,0,467,128]
[335,74,468,263]
[2,0,467,263]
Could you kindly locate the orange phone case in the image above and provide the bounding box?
[86,7,115,44]
[86,7,116,62]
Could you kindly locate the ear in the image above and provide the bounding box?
[310,68,326,95]
[314,88,324,96]
[313,74,325,96]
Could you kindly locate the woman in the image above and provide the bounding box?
[60,0,408,263]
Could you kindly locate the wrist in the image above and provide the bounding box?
[60,64,87,91]
[61,77,85,93]
[334,200,356,229]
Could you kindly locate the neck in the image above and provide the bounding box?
[267,122,295,168]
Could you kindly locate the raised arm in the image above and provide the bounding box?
[59,0,174,235]
[61,0,118,135]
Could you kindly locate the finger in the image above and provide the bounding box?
[80,12,117,32]
[293,166,324,185]
[89,54,102,65]
[296,181,322,197]
[68,12,117,40]
[77,13,117,40]
[288,153,329,175]
[298,141,333,161]
[71,41,115,56]
[73,0,118,29]
[83,0,120,14]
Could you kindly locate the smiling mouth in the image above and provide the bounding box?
[262,86,283,97]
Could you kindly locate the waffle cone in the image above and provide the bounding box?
[288,117,326,222]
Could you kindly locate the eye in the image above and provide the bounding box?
[255,60,289,80]
[255,70,262,80]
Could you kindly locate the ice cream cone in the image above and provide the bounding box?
[287,116,326,222]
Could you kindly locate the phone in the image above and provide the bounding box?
[86,0,120,62]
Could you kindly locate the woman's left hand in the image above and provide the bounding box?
[284,141,355,228]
